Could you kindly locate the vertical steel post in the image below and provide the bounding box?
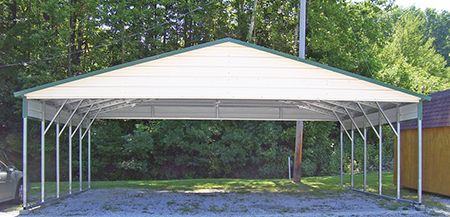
[40,103,45,203]
[417,101,423,204]
[299,0,306,59]
[351,125,354,188]
[79,127,83,192]
[363,124,367,191]
[340,125,343,187]
[56,122,60,198]
[396,105,401,199]
[22,117,28,209]
[379,111,383,195]
[288,156,291,180]
[68,124,72,194]
[88,128,91,190]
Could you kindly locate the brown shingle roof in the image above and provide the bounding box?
[402,89,450,129]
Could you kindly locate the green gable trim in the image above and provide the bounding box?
[14,37,430,101]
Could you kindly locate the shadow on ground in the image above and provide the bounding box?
[0,201,21,217]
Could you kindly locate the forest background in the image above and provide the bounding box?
[0,0,448,181]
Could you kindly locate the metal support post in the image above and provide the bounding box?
[379,111,383,195]
[40,103,45,203]
[396,106,401,199]
[351,125,354,188]
[88,128,91,189]
[417,101,423,204]
[334,112,353,189]
[363,124,367,191]
[288,156,291,180]
[340,125,343,187]
[299,0,306,59]
[79,127,83,192]
[22,117,28,209]
[69,124,72,194]
[56,122,60,198]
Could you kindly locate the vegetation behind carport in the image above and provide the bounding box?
[1,1,448,182]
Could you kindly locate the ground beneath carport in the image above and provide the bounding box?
[5,188,445,217]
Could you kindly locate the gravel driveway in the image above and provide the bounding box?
[2,188,441,217]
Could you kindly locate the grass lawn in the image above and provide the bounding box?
[28,172,443,208]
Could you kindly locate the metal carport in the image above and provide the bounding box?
[14,38,429,210]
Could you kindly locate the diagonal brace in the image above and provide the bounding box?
[80,108,102,140]
[356,102,380,138]
[376,102,399,137]
[333,111,352,141]
[58,100,84,137]
[43,99,68,135]
[344,107,365,140]
[70,104,94,139]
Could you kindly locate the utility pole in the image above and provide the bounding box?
[293,0,306,183]
[298,0,306,59]
[247,0,259,42]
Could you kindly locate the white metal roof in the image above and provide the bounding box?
[16,38,428,128]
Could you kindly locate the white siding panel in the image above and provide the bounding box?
[24,41,421,103]
[95,68,339,79]
[60,77,385,90]
[154,106,216,118]
[97,105,334,121]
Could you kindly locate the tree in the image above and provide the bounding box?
[424,9,449,65]
[375,12,449,94]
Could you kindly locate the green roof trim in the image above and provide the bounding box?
[14,37,430,101]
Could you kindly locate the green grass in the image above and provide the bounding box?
[31,173,389,193]
[28,172,444,208]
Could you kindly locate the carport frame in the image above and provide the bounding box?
[15,38,429,210]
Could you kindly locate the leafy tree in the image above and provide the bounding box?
[307,0,390,77]
[424,9,450,65]
[375,12,449,94]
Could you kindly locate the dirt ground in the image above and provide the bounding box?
[1,189,449,217]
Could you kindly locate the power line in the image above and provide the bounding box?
[0,1,215,69]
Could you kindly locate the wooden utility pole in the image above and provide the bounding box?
[293,121,304,182]
[293,0,307,183]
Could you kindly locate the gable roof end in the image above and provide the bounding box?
[14,38,430,101]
